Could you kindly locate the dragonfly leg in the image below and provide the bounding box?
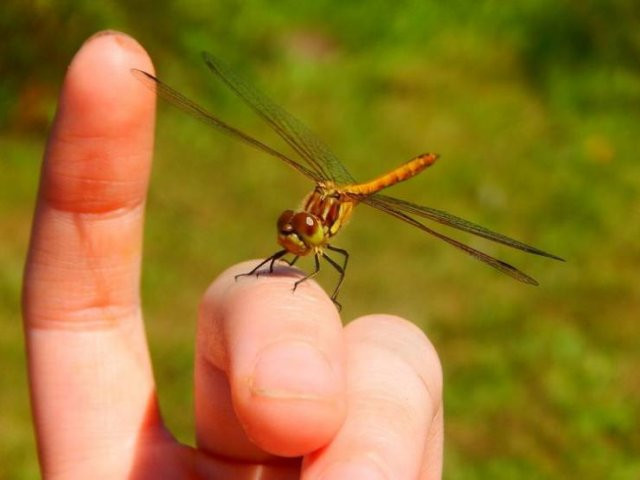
[293,253,321,292]
[235,249,287,280]
[323,246,349,311]
[283,255,300,267]
[326,245,349,276]
[268,251,287,273]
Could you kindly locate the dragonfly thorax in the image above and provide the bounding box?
[277,187,356,256]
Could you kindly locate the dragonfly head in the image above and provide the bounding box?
[277,210,324,255]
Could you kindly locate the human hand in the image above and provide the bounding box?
[23,31,443,479]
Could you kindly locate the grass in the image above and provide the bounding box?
[1,1,639,478]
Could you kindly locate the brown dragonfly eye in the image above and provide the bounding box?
[292,212,319,237]
[277,210,295,233]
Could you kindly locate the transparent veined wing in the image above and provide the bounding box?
[202,52,356,184]
[363,195,545,285]
[131,68,320,181]
[365,194,564,260]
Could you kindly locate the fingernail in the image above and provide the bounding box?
[251,341,337,399]
[84,29,120,44]
[320,460,388,480]
[91,29,118,37]
[84,30,141,53]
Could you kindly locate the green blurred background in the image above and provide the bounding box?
[1,0,639,478]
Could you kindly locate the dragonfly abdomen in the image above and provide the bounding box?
[345,153,438,197]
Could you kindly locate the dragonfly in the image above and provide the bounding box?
[132,52,563,309]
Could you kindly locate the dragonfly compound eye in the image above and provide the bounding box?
[292,212,324,246]
[276,210,315,255]
[277,210,295,233]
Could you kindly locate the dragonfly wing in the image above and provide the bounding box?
[364,196,541,285]
[202,52,356,184]
[365,194,564,261]
[131,69,319,181]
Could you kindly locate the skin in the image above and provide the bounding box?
[22,31,444,479]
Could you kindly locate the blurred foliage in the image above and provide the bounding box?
[1,0,639,479]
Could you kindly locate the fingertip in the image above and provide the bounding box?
[239,337,346,457]
[347,314,443,400]
[196,260,346,458]
[59,30,155,136]
[43,30,156,213]
[200,260,340,337]
[303,314,444,479]
[198,258,343,395]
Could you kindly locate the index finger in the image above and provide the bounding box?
[23,31,159,476]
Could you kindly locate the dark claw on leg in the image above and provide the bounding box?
[324,245,349,310]
[235,250,288,281]
[284,256,300,267]
[331,298,343,311]
[236,246,349,312]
